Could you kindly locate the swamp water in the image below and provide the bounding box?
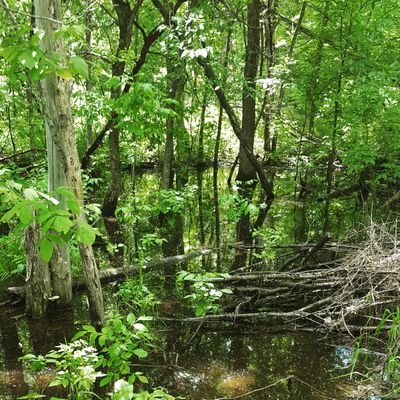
[0,301,384,400]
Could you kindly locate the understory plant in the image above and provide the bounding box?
[117,280,160,316]
[351,307,400,395]
[177,271,232,316]
[73,312,153,388]
[19,311,174,400]
[20,339,104,400]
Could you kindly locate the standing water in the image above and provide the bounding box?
[0,302,383,399]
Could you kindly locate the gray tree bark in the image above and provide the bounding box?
[24,222,52,318]
[34,0,104,327]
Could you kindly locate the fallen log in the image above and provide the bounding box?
[4,248,212,302]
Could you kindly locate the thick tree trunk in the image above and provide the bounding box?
[34,0,104,326]
[33,0,73,307]
[24,222,52,318]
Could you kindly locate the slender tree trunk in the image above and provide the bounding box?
[213,29,232,271]
[102,0,136,267]
[233,0,261,269]
[197,88,208,164]
[294,4,328,241]
[34,0,104,327]
[85,0,93,148]
[197,90,207,253]
[323,15,350,233]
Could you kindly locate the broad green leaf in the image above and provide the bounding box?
[133,348,148,358]
[82,324,97,333]
[52,216,73,234]
[0,46,19,61]
[133,323,147,331]
[76,224,97,245]
[37,210,52,224]
[55,187,76,199]
[56,68,73,80]
[68,56,88,78]
[18,204,33,225]
[39,238,53,262]
[1,205,18,222]
[47,233,64,245]
[127,313,136,324]
[66,198,80,214]
[99,375,112,387]
[18,49,38,69]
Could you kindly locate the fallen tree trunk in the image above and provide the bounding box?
[4,249,212,302]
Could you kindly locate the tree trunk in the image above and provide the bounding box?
[34,0,73,307]
[233,0,261,269]
[24,222,52,318]
[102,0,136,267]
[34,0,104,327]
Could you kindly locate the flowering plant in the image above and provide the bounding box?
[20,339,104,400]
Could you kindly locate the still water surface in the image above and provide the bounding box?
[0,301,383,400]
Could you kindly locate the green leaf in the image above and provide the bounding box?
[17,395,46,399]
[66,199,80,214]
[99,375,112,387]
[98,335,106,347]
[133,348,148,358]
[76,224,97,245]
[52,216,73,234]
[0,46,19,61]
[137,374,149,383]
[1,205,18,222]
[127,313,136,325]
[71,330,87,341]
[18,49,37,69]
[133,323,147,331]
[82,324,97,333]
[56,68,73,80]
[18,204,33,225]
[55,187,76,199]
[47,233,64,246]
[39,238,53,262]
[68,56,88,78]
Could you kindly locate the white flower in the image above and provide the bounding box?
[114,379,131,392]
[275,39,287,48]
[257,77,281,94]
[78,365,104,381]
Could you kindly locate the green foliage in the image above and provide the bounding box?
[0,231,25,280]
[20,339,104,400]
[177,271,232,317]
[0,177,100,262]
[19,332,174,400]
[117,280,160,316]
[112,380,175,400]
[220,189,258,223]
[351,307,400,395]
[342,142,376,175]
[73,312,153,387]
[253,226,288,261]
[153,187,197,216]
